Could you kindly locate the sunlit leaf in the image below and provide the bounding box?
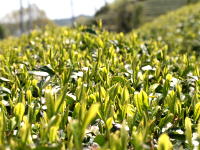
[185,117,193,148]
[194,102,200,121]
[82,103,100,133]
[158,134,173,150]
[14,103,25,121]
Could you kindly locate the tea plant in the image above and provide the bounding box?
[0,4,199,150]
[136,2,200,55]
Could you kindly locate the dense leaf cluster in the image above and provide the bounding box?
[0,3,199,150]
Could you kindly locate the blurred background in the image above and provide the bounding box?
[0,0,199,39]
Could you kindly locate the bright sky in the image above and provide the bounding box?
[0,0,114,20]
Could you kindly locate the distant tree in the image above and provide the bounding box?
[94,1,144,32]
[118,3,143,32]
[93,0,195,33]
[1,4,54,36]
[187,0,200,3]
[95,5,110,17]
[0,25,5,39]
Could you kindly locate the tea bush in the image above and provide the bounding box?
[0,4,199,150]
[136,2,200,54]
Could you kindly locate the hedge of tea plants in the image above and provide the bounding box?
[0,4,199,150]
[136,2,200,55]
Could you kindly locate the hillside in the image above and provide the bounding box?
[135,2,200,54]
[94,0,198,32]
[142,0,188,22]
[0,3,199,150]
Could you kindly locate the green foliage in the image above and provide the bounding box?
[14,103,25,122]
[0,25,5,39]
[0,3,199,148]
[194,102,200,121]
[1,4,54,36]
[95,1,144,32]
[185,117,193,148]
[136,2,200,54]
[134,90,149,115]
[94,0,198,32]
[158,134,173,150]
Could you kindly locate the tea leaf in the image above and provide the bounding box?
[194,102,200,121]
[134,90,149,115]
[106,117,113,130]
[122,86,129,103]
[158,134,173,150]
[185,117,193,148]
[14,103,25,121]
[0,111,6,145]
[82,103,100,132]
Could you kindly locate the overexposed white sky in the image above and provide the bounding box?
[0,0,114,20]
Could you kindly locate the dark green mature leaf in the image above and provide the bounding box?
[82,28,97,35]
[37,65,55,76]
[94,135,106,146]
